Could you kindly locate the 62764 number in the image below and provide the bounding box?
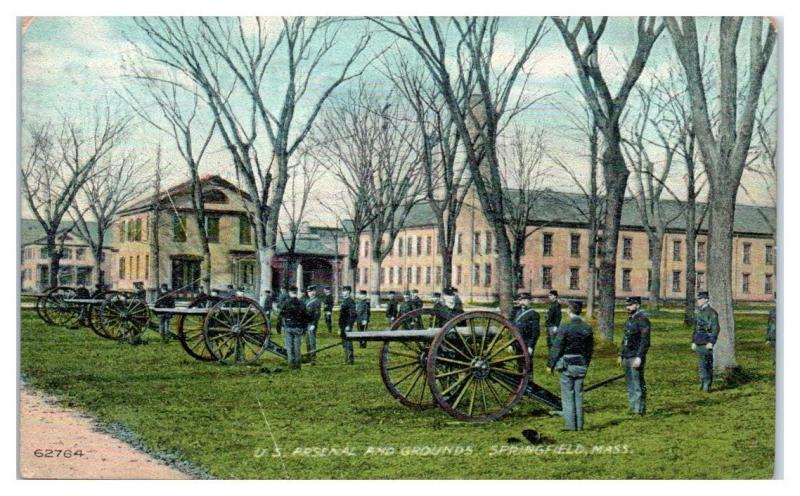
[33,449,84,458]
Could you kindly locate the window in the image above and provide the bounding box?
[145,254,149,281]
[435,266,442,285]
[697,272,705,292]
[381,267,386,284]
[743,242,751,264]
[119,257,126,280]
[456,233,463,255]
[205,216,220,243]
[135,255,140,279]
[398,266,403,284]
[456,265,462,286]
[474,232,481,255]
[63,248,72,260]
[41,246,49,259]
[647,269,652,290]
[364,267,370,285]
[76,267,91,286]
[129,257,133,281]
[397,238,403,257]
[407,236,414,256]
[473,264,480,285]
[622,269,632,292]
[416,237,422,256]
[672,271,681,292]
[648,238,654,259]
[672,240,682,262]
[570,233,580,258]
[742,273,751,294]
[239,214,252,245]
[516,265,525,288]
[484,263,492,287]
[388,266,394,284]
[485,232,493,255]
[543,233,553,256]
[570,267,580,290]
[416,266,421,285]
[765,274,773,294]
[623,237,633,260]
[426,266,431,285]
[75,248,85,261]
[542,266,553,289]
[173,214,187,242]
[119,220,126,242]
[364,240,371,258]
[697,241,706,262]
[426,236,432,256]
[134,218,143,241]
[407,267,412,284]
[766,244,774,265]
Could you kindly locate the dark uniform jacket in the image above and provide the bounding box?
[75,287,91,299]
[322,294,334,312]
[305,296,321,327]
[386,298,399,321]
[767,308,777,345]
[281,296,310,330]
[453,296,464,314]
[398,300,415,316]
[546,301,562,328]
[433,301,461,327]
[355,299,371,323]
[692,304,720,345]
[548,317,594,369]
[620,310,651,359]
[508,304,521,322]
[338,296,357,333]
[514,306,541,345]
[411,296,423,311]
[155,292,175,309]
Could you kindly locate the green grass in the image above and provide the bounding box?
[20,306,775,479]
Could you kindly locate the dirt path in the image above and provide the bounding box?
[19,388,192,479]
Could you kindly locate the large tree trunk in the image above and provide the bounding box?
[596,144,629,341]
[648,233,663,308]
[586,223,598,318]
[150,210,160,292]
[369,257,382,306]
[708,185,738,371]
[494,229,514,316]
[258,246,274,295]
[94,247,104,286]
[684,164,698,325]
[46,234,60,288]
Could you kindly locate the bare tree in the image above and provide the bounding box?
[665,16,776,371]
[69,153,150,286]
[369,16,549,313]
[551,16,664,340]
[133,16,371,296]
[21,110,129,287]
[498,125,552,292]
[150,146,164,292]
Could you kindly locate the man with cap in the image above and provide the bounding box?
[436,287,463,326]
[398,291,415,329]
[431,291,445,326]
[153,284,175,343]
[692,291,719,392]
[513,292,541,363]
[322,286,335,333]
[261,290,273,321]
[452,287,464,314]
[547,300,594,431]
[410,289,424,327]
[280,285,310,369]
[619,296,651,415]
[338,286,357,364]
[386,290,399,324]
[304,285,321,364]
[545,290,562,351]
[274,287,289,335]
[355,290,371,348]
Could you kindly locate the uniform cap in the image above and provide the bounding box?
[433,292,442,298]
[359,290,367,295]
[342,286,352,292]
[697,291,709,299]
[625,296,642,305]
[411,289,419,294]
[443,287,455,296]
[549,290,559,297]
[568,300,583,313]
[307,285,317,292]
[515,292,532,301]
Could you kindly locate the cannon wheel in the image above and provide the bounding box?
[99,293,151,344]
[379,307,452,409]
[34,288,55,323]
[176,295,222,361]
[85,291,120,340]
[41,287,78,327]
[426,311,530,422]
[203,296,269,364]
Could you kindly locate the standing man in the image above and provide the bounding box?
[547,300,594,431]
[545,290,562,351]
[322,286,334,333]
[431,292,445,326]
[386,290,399,324]
[304,285,321,364]
[280,285,309,369]
[398,291,415,329]
[261,289,273,324]
[452,288,464,314]
[513,292,541,362]
[692,291,720,392]
[338,286,357,365]
[619,296,651,415]
[410,289,423,328]
[355,290,371,348]
[154,284,175,343]
[274,287,288,335]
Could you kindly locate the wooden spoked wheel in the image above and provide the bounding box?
[379,308,450,409]
[99,293,151,343]
[176,295,222,361]
[41,287,78,327]
[203,297,269,364]
[86,291,118,340]
[34,288,54,323]
[426,311,530,422]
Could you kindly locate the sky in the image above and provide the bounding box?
[20,16,779,226]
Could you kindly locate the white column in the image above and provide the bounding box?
[296,262,303,292]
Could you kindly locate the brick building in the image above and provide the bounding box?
[356,189,776,303]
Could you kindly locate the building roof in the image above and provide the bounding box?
[397,190,776,236]
[275,232,339,257]
[119,175,252,215]
[21,219,113,247]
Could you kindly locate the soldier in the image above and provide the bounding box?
[767,293,777,365]
[619,296,651,415]
[545,290,562,350]
[410,289,424,328]
[261,290,272,317]
[274,288,288,335]
[431,292,445,326]
[280,285,309,369]
[547,300,594,431]
[304,285,321,364]
[355,290,371,348]
[692,291,720,392]
[386,290,399,324]
[398,291,415,329]
[338,286,357,365]
[452,287,464,314]
[513,292,541,361]
[154,284,175,343]
[74,283,91,327]
[322,286,334,333]
[440,287,463,322]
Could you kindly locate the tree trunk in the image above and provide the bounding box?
[586,224,598,318]
[46,234,60,288]
[258,246,274,295]
[150,210,161,291]
[596,144,629,341]
[348,256,358,289]
[684,169,698,325]
[94,246,104,286]
[369,256,382,306]
[648,233,663,308]
[707,185,738,371]
[494,228,514,316]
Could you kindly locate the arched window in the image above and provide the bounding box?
[202,189,228,204]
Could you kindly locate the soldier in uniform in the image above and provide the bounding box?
[338,286,357,364]
[452,288,464,314]
[398,291,415,329]
[513,292,541,362]
[355,290,371,348]
[692,291,719,392]
[547,300,594,431]
[73,283,91,327]
[619,296,651,415]
[280,285,309,369]
[304,285,321,364]
[410,289,423,328]
[386,290,399,324]
[322,286,334,333]
[274,288,288,335]
[154,284,175,343]
[545,290,562,351]
[431,292,445,326]
[261,290,273,319]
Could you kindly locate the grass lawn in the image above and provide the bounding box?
[19,306,775,479]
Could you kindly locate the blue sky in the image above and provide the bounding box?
[21,16,778,223]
